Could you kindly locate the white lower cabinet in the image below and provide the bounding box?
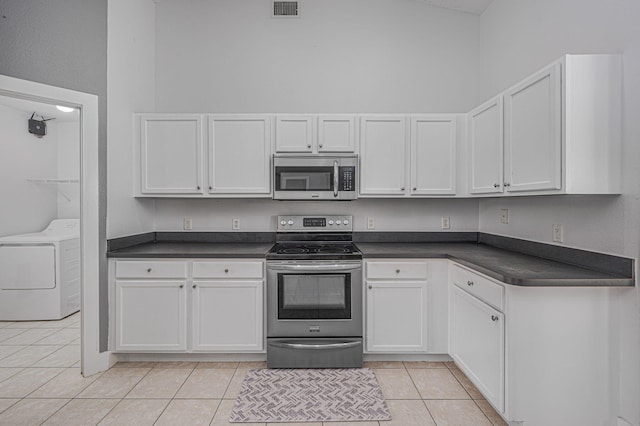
[450,285,504,412]
[449,262,616,426]
[364,260,448,354]
[111,259,264,353]
[115,280,188,352]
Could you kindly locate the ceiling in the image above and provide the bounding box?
[416,0,494,15]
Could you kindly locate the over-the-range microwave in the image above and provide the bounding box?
[272,154,358,201]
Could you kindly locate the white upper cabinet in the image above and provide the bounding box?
[359,116,408,196]
[317,115,357,152]
[504,63,562,192]
[275,115,314,153]
[208,116,271,195]
[138,114,204,195]
[469,54,622,197]
[410,115,457,195]
[275,115,357,153]
[469,97,504,194]
[135,114,272,197]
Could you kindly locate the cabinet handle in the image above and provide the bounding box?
[491,315,499,322]
[179,284,184,289]
[192,284,196,289]
[147,268,152,273]
[467,280,474,286]
[494,183,500,188]
[368,285,373,289]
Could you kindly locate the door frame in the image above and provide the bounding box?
[0,74,110,376]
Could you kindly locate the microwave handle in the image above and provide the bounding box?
[333,160,339,197]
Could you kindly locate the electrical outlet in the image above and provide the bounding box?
[232,218,240,230]
[367,217,375,229]
[500,209,509,224]
[183,217,192,230]
[552,224,563,242]
[441,216,450,229]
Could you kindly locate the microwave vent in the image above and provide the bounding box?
[273,1,299,17]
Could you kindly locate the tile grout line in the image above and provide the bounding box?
[446,362,496,425]
[401,362,440,425]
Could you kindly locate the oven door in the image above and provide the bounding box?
[266,260,362,338]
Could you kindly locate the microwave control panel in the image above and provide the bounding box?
[339,167,356,191]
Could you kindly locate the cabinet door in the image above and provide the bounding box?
[115,280,187,351]
[410,115,457,195]
[469,97,504,194]
[139,114,203,195]
[191,280,263,352]
[208,116,271,195]
[360,116,408,196]
[317,115,356,152]
[366,280,427,352]
[450,286,505,412]
[504,63,561,192]
[275,115,314,152]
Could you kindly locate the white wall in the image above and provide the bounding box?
[154,0,479,113]
[57,120,80,219]
[478,1,640,423]
[149,0,481,231]
[153,198,479,232]
[107,0,156,238]
[0,103,59,237]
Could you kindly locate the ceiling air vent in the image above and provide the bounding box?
[273,1,299,18]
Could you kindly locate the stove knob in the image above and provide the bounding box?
[287,220,294,226]
[336,220,342,225]
[343,219,349,226]
[280,220,287,226]
[328,220,334,225]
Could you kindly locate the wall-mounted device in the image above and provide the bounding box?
[28,113,55,138]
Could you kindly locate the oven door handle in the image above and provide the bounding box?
[269,341,361,350]
[333,160,339,198]
[268,264,362,272]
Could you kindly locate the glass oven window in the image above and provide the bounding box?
[275,167,335,191]
[278,273,351,319]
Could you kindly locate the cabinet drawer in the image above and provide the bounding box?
[116,261,188,279]
[192,261,263,279]
[366,261,428,279]
[450,264,504,311]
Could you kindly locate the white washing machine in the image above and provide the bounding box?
[0,219,80,320]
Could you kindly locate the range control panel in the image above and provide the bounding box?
[277,215,353,232]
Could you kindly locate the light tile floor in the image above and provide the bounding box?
[0,314,506,425]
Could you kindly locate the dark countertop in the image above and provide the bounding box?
[106,232,635,287]
[355,242,634,287]
[107,242,274,258]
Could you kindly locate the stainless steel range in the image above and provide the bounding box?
[266,215,363,369]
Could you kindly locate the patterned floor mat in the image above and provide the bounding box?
[229,368,391,423]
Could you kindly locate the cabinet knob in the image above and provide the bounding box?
[413,187,417,191]
[209,186,212,190]
[179,284,184,289]
[504,182,511,187]
[319,144,323,148]
[395,269,400,274]
[192,284,196,289]
[467,280,474,286]
[368,285,373,289]
[147,268,152,273]
[224,268,229,273]
[307,144,312,148]
[197,185,201,190]
[491,315,499,322]
[400,187,405,191]
[494,183,500,188]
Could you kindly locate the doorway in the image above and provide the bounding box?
[0,74,106,376]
